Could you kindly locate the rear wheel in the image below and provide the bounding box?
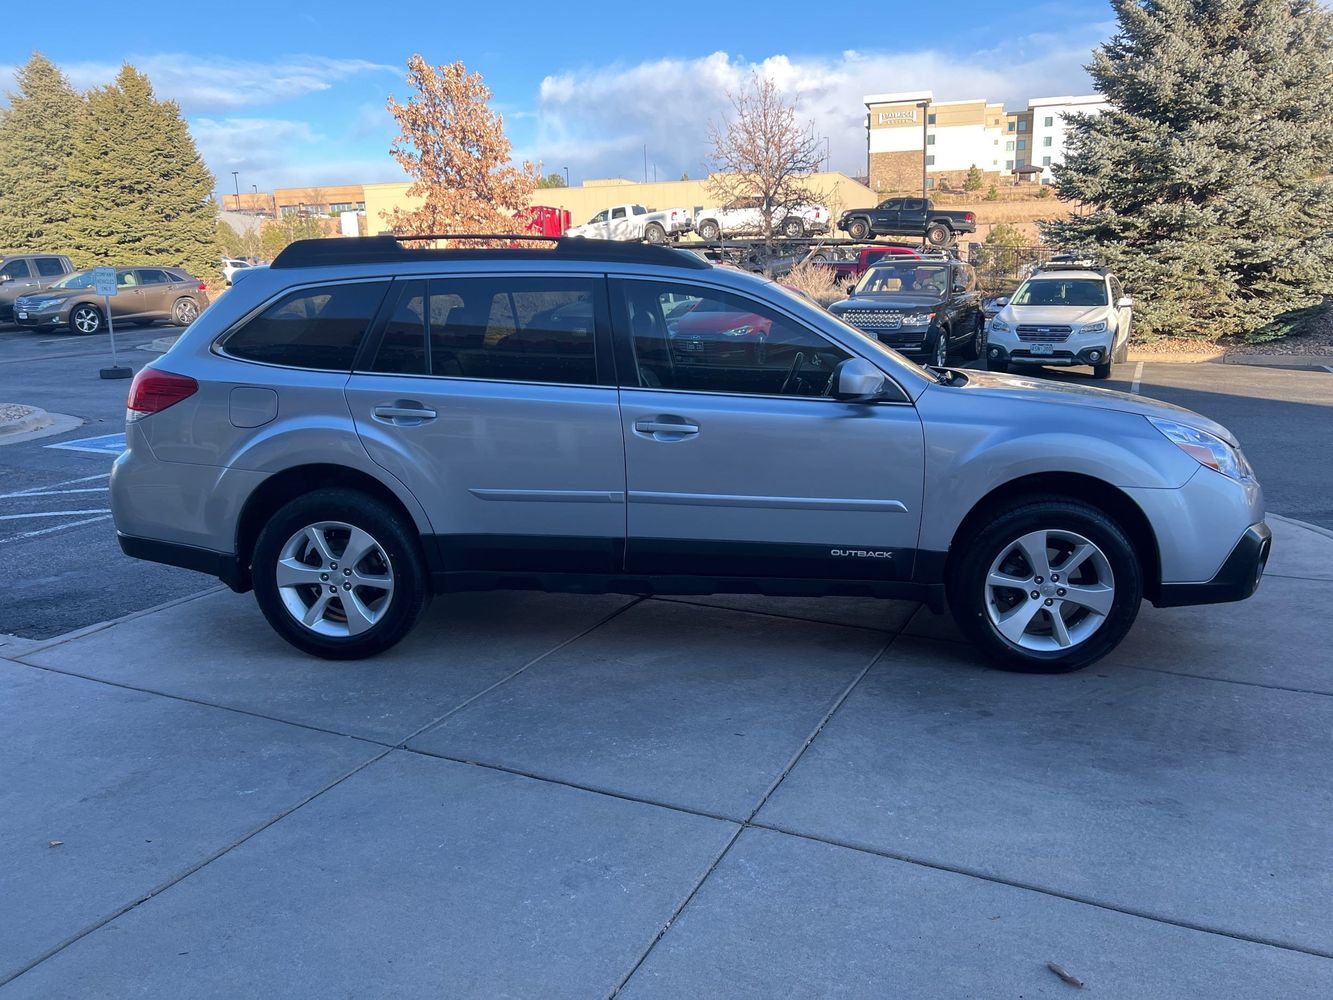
[172,297,200,326]
[251,488,429,659]
[782,217,804,238]
[947,498,1142,672]
[644,223,667,244]
[70,304,102,335]
[698,220,720,241]
[926,223,952,247]
[847,219,869,240]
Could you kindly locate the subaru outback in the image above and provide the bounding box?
[111,236,1269,673]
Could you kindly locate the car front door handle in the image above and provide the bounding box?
[633,417,700,440]
[373,402,438,426]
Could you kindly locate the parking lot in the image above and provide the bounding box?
[3,326,1332,996]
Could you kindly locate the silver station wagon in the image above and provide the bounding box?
[111,236,1270,672]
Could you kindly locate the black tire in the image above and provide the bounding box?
[698,220,720,241]
[69,303,102,335]
[644,223,667,244]
[926,223,952,247]
[172,297,200,326]
[251,488,429,660]
[1092,360,1113,379]
[930,329,949,368]
[782,218,804,238]
[961,317,983,361]
[946,497,1143,673]
[847,218,869,240]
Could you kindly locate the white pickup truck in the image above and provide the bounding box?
[694,198,831,241]
[566,203,694,243]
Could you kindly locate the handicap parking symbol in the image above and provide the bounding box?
[45,432,127,456]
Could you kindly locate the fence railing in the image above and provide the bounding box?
[968,243,1057,293]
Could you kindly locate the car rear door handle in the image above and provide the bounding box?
[373,402,438,426]
[633,417,699,440]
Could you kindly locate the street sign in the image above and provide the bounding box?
[91,266,118,298]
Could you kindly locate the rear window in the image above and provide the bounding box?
[224,281,389,370]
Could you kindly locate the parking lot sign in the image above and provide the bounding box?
[91,266,118,298]
[90,266,131,379]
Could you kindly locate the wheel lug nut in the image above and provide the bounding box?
[1051,574,1059,582]
[1044,598,1053,606]
[343,568,351,575]
[1057,588,1066,596]
[320,573,328,581]
[1035,576,1043,584]
[330,562,338,570]
[343,583,351,591]
[1030,590,1040,599]
[328,585,337,594]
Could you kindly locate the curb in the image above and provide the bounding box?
[1269,512,1333,543]
[0,405,51,437]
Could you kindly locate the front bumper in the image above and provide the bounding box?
[1154,522,1271,607]
[987,342,1112,368]
[14,305,66,328]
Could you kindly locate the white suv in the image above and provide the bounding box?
[986,264,1132,379]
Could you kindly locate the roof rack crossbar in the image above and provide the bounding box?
[270,234,711,271]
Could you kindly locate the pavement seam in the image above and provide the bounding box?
[0,747,393,990]
[745,820,1333,962]
[11,584,224,654]
[607,631,900,998]
[1261,571,1333,583]
[1122,662,1333,698]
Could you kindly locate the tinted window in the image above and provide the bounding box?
[137,269,168,284]
[632,205,647,215]
[1013,278,1109,307]
[165,269,192,283]
[0,259,30,279]
[611,207,626,219]
[370,280,427,375]
[902,199,925,212]
[620,280,849,397]
[857,263,948,295]
[34,257,66,277]
[877,199,902,210]
[426,276,598,384]
[225,281,389,370]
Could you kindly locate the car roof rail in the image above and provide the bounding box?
[270,234,711,271]
[1033,258,1105,273]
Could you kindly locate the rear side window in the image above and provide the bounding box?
[138,269,168,284]
[35,257,67,277]
[366,275,599,385]
[225,281,389,370]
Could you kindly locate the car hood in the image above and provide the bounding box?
[16,286,80,302]
[1002,304,1107,326]
[831,293,943,311]
[951,370,1237,444]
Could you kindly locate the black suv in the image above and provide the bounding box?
[827,256,984,367]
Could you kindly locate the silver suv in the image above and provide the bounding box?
[111,237,1269,672]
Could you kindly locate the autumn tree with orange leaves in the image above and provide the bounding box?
[383,56,537,239]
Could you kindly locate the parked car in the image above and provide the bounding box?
[811,244,922,286]
[566,203,693,243]
[828,257,985,367]
[0,253,74,323]
[694,198,830,241]
[15,266,210,334]
[986,262,1133,379]
[112,234,1268,673]
[838,197,977,247]
[222,258,253,285]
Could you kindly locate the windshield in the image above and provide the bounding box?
[1013,277,1108,307]
[51,271,96,289]
[856,262,948,296]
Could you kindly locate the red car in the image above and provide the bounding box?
[814,245,922,286]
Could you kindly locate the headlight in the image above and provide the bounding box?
[903,312,935,327]
[990,317,1010,333]
[1079,320,1108,335]
[720,324,754,337]
[1148,418,1253,480]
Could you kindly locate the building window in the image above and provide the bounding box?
[925,177,934,189]
[1042,156,1052,166]
[1016,158,1026,168]
[926,134,936,145]
[1005,160,1014,170]
[1008,121,1015,132]
[1017,139,1026,151]
[1044,116,1053,127]
[1018,120,1028,131]
[927,113,936,124]
[330,202,356,214]
[925,155,935,166]
[1043,136,1053,147]
[1006,140,1015,151]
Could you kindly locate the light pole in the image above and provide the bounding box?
[563,166,570,187]
[231,171,240,211]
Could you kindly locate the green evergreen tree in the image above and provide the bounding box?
[66,65,218,280]
[1042,0,1333,341]
[0,53,86,252]
[964,164,983,192]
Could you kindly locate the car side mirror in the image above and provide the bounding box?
[1117,296,1133,308]
[0,274,10,284]
[994,296,1008,307]
[830,358,889,402]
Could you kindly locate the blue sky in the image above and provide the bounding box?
[6,0,1114,197]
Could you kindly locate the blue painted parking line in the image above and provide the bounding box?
[45,432,126,456]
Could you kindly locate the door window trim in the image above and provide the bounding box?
[607,274,911,405]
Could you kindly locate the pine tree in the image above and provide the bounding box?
[0,53,85,252]
[1042,0,1333,341]
[66,65,218,279]
[964,165,983,192]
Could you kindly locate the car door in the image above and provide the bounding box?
[1109,275,1132,346]
[900,198,926,234]
[135,269,172,317]
[344,272,627,575]
[612,276,925,581]
[949,263,982,348]
[872,199,901,234]
[0,258,36,312]
[581,210,610,239]
[111,270,145,320]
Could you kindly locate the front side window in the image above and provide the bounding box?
[589,210,608,224]
[35,257,66,277]
[225,281,389,370]
[117,271,139,287]
[619,280,849,398]
[1012,278,1109,308]
[877,199,902,211]
[0,258,30,279]
[53,271,94,289]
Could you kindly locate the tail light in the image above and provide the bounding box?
[198,281,208,292]
[966,212,975,222]
[126,367,198,421]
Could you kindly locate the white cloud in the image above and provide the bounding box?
[2,54,397,113]
[524,34,1110,181]
[192,117,405,191]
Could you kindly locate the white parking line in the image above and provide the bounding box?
[0,472,110,499]
[1130,361,1144,394]
[3,514,112,542]
[0,509,112,521]
[0,487,108,498]
[1322,365,1333,374]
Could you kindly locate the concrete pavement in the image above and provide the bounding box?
[1,516,1331,997]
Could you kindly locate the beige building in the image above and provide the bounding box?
[223,184,366,220]
[362,172,877,236]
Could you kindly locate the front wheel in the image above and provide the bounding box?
[961,317,983,361]
[947,498,1143,672]
[70,304,103,335]
[251,488,429,659]
[930,330,949,368]
[1092,359,1113,379]
[846,219,869,240]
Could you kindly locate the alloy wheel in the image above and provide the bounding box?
[984,528,1115,651]
[934,335,948,367]
[72,305,101,334]
[276,521,395,637]
[173,298,199,325]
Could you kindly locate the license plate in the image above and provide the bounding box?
[1030,343,1055,355]
[17,311,27,319]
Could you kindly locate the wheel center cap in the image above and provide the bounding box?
[1040,583,1059,598]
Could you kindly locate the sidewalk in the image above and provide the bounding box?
[2,518,1331,997]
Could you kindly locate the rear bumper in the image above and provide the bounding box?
[1153,522,1271,608]
[117,532,248,592]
